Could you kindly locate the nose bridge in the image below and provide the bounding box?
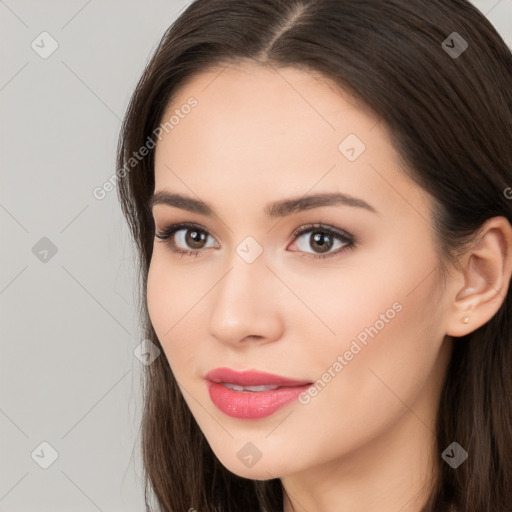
[208,241,283,344]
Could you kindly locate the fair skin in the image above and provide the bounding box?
[146,62,512,512]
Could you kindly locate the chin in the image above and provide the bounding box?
[211,448,296,481]
[226,463,282,481]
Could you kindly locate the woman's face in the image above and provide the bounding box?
[147,62,454,480]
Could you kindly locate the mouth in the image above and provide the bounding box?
[221,383,283,392]
[204,367,313,419]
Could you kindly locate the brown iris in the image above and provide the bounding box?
[185,228,208,249]
[309,231,334,254]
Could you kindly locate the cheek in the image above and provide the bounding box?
[291,256,407,368]
[146,258,185,360]
[146,258,169,336]
[146,255,207,373]
[146,250,198,331]
[317,232,442,353]
[304,261,445,442]
[303,237,443,380]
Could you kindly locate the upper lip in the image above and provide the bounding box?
[205,367,312,387]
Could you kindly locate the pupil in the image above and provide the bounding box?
[312,231,332,253]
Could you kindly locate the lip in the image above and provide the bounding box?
[205,367,313,419]
[205,367,312,387]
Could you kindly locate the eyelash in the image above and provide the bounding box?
[154,222,356,260]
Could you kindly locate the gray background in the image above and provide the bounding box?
[1,1,511,510]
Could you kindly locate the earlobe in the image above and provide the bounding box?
[445,217,512,338]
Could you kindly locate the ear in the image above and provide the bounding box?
[445,216,512,337]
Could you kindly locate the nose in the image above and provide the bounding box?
[208,252,285,347]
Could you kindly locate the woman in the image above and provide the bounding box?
[116,1,512,510]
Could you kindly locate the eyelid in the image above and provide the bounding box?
[290,223,354,244]
[155,220,220,241]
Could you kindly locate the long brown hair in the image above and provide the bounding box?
[116,1,512,510]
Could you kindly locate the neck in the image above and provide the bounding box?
[280,338,454,512]
[282,414,439,512]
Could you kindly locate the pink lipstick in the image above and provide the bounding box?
[205,367,312,419]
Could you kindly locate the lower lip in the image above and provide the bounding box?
[206,381,312,419]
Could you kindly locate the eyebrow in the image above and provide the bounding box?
[148,190,378,218]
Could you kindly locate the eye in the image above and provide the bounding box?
[154,222,356,260]
[155,222,218,257]
[288,223,355,260]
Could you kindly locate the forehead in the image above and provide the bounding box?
[159,62,376,147]
[153,62,431,222]
[159,62,377,151]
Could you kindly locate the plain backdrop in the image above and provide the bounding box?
[1,1,511,510]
